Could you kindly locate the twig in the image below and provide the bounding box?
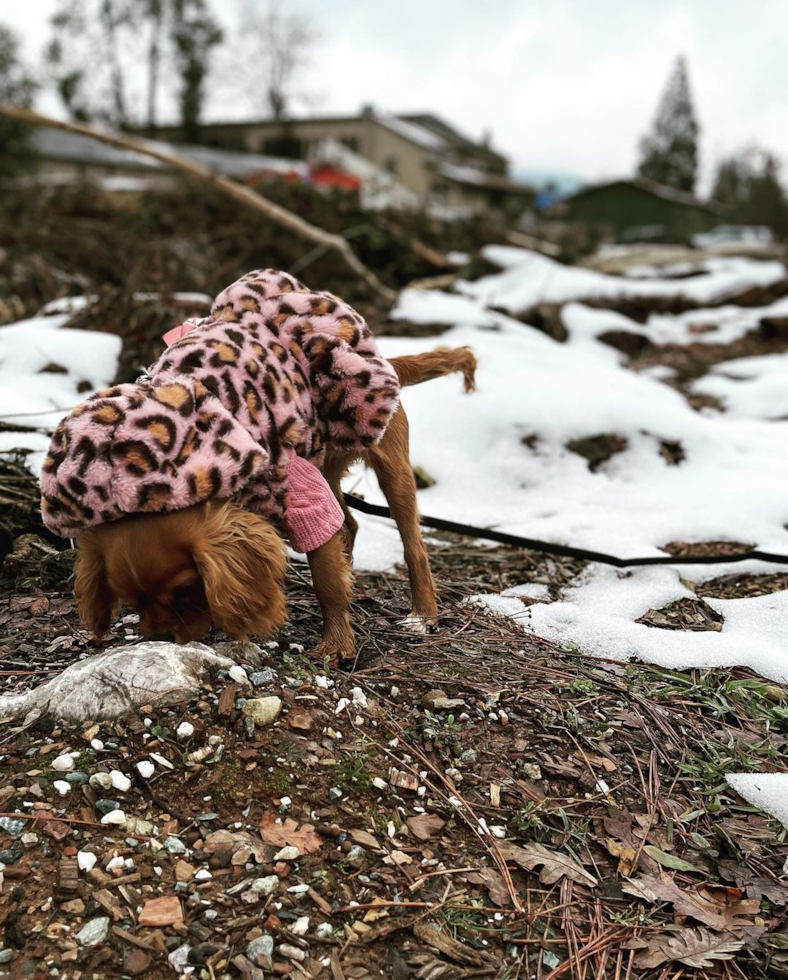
[0,104,397,305]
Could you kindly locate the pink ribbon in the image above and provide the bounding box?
[162,321,198,347]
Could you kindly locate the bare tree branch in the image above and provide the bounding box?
[0,103,397,303]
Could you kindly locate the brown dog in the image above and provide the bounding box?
[74,347,476,663]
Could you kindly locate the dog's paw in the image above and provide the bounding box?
[309,640,357,671]
[399,614,439,635]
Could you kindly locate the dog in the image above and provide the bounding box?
[41,270,476,663]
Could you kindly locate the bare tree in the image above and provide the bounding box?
[239,0,316,121]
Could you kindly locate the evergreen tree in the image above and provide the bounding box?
[171,0,222,143]
[637,56,699,193]
[0,24,39,177]
[712,148,788,238]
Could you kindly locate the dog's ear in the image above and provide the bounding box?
[74,529,117,638]
[194,503,288,640]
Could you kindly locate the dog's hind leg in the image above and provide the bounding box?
[368,406,438,632]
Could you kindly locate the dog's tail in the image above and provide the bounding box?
[388,346,476,392]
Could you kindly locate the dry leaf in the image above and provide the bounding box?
[349,829,381,850]
[642,845,703,873]
[259,812,322,854]
[499,841,597,887]
[465,868,512,907]
[406,814,445,841]
[622,873,759,930]
[634,928,744,969]
[604,838,637,876]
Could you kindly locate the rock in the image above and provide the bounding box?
[61,899,85,915]
[247,935,274,967]
[101,810,126,826]
[137,760,155,778]
[77,851,97,872]
[164,836,188,854]
[250,669,275,687]
[176,721,195,738]
[168,944,192,974]
[0,641,235,724]
[21,832,38,847]
[65,771,88,784]
[0,950,12,965]
[315,922,333,939]
[521,763,542,780]
[460,749,477,763]
[0,849,21,865]
[124,948,152,976]
[95,799,121,816]
[89,773,113,791]
[242,697,282,727]
[76,916,110,946]
[125,816,154,836]
[51,753,75,772]
[228,665,249,685]
[242,875,279,900]
[422,690,465,710]
[175,860,195,881]
[329,787,342,800]
[110,770,131,792]
[139,895,184,927]
[273,846,299,861]
[287,709,312,731]
[53,780,71,796]
[291,915,310,936]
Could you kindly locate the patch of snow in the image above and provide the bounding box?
[0,312,121,472]
[726,774,788,831]
[692,352,788,419]
[458,248,786,314]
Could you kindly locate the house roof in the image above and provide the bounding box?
[566,177,722,214]
[401,113,507,164]
[437,162,532,195]
[31,128,309,179]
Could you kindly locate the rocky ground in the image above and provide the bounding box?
[1,539,788,980]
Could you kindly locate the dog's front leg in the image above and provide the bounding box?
[307,531,356,667]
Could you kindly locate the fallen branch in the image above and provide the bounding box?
[0,103,397,305]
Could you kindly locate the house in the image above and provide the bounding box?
[148,109,532,215]
[26,127,310,191]
[561,177,722,243]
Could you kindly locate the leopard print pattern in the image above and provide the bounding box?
[41,270,400,537]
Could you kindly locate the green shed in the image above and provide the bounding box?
[564,177,722,244]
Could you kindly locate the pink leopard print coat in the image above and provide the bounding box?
[40,269,400,547]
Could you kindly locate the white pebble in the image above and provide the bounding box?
[137,761,155,779]
[89,772,113,791]
[287,884,310,894]
[101,810,126,826]
[53,780,71,796]
[335,698,350,715]
[228,665,248,684]
[279,796,292,808]
[109,771,131,793]
[351,687,367,707]
[51,754,75,772]
[106,856,125,872]
[77,851,97,872]
[176,722,195,738]
[291,915,310,935]
[195,869,212,881]
[90,739,104,751]
[273,845,300,861]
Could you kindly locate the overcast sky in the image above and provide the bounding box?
[5,0,788,188]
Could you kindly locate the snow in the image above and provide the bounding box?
[458,246,786,314]
[726,774,788,831]
[692,352,788,419]
[0,312,121,473]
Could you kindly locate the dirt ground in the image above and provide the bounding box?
[2,186,788,978]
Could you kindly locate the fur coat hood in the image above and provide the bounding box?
[40,269,400,548]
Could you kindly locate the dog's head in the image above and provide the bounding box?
[74,502,287,643]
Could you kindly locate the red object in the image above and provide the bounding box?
[310,164,361,191]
